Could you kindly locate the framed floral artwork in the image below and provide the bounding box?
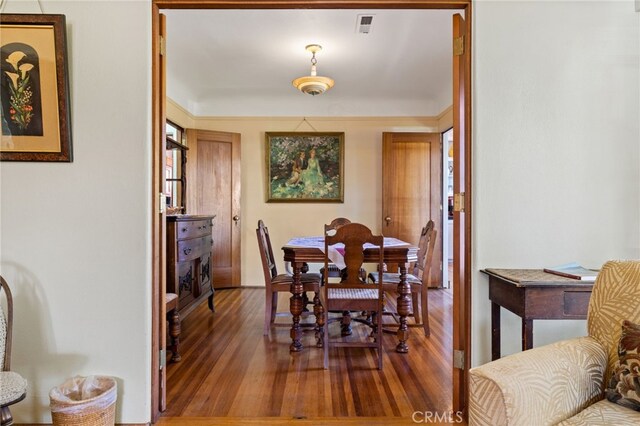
[0,14,72,162]
[265,132,344,202]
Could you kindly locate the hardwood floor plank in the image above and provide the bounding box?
[164,288,453,421]
[156,417,467,425]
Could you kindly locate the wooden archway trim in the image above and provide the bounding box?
[154,0,470,9]
[150,0,472,422]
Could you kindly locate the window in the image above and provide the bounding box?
[165,121,187,213]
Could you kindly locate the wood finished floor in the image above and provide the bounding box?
[164,287,453,422]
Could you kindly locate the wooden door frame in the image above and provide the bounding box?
[151,0,472,422]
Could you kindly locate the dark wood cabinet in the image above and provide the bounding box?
[167,215,216,318]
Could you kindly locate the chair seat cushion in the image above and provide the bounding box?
[0,371,27,406]
[328,288,378,300]
[272,273,321,285]
[368,272,422,285]
[557,399,640,425]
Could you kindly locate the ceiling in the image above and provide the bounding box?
[164,9,457,117]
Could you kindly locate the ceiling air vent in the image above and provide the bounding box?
[356,14,375,34]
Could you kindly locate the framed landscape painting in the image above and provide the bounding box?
[0,14,72,162]
[265,132,344,203]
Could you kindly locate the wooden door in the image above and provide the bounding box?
[152,9,167,420]
[452,12,471,414]
[382,132,443,287]
[186,129,241,288]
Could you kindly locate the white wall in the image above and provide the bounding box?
[0,1,151,423]
[167,101,453,286]
[473,1,640,365]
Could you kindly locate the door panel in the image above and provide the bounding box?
[187,129,241,288]
[452,12,471,414]
[153,11,167,417]
[382,132,442,287]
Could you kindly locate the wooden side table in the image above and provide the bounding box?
[482,269,595,360]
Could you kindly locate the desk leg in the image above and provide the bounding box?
[491,302,500,361]
[522,319,533,352]
[290,262,304,352]
[396,263,411,353]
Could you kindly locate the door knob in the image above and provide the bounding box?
[385,216,392,226]
[233,215,240,225]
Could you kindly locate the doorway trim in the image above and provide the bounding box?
[150,0,472,422]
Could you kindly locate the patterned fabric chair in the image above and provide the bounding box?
[469,260,640,425]
[0,276,27,426]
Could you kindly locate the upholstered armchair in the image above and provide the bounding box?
[469,260,640,425]
[0,276,27,425]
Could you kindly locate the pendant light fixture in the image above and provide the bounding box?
[292,44,334,96]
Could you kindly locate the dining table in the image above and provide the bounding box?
[282,236,418,353]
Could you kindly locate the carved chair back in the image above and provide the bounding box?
[324,223,383,288]
[256,220,278,284]
[413,220,437,286]
[324,217,352,236]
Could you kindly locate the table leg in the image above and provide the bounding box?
[290,262,304,352]
[522,319,533,352]
[167,307,181,362]
[313,290,324,348]
[491,302,500,361]
[396,263,411,353]
[208,287,215,313]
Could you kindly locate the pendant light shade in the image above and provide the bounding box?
[292,44,334,96]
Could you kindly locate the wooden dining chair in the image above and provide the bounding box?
[368,220,437,336]
[321,223,385,370]
[0,276,27,426]
[256,220,322,336]
[319,217,368,336]
[319,217,367,282]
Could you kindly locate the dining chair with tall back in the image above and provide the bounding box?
[319,217,367,282]
[320,217,368,336]
[368,220,437,336]
[0,276,27,426]
[320,218,349,279]
[321,223,385,370]
[256,220,322,336]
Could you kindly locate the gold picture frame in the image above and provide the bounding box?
[1,14,72,162]
[265,132,344,203]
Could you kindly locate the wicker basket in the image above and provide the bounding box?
[51,402,115,426]
[50,376,117,426]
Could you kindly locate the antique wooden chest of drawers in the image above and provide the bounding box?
[166,215,215,318]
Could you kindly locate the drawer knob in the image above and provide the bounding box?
[183,248,192,255]
[181,228,187,232]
